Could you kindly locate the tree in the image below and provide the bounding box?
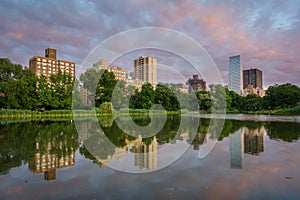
[155,83,180,111]
[130,83,155,109]
[72,80,83,109]
[241,94,263,111]
[36,75,53,110]
[228,90,243,111]
[111,81,126,110]
[49,70,74,109]
[0,58,38,110]
[80,69,117,107]
[263,83,300,109]
[96,70,117,106]
[14,68,38,110]
[0,58,22,109]
[211,84,227,112]
[196,91,211,111]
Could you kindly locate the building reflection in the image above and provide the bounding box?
[96,135,158,170]
[243,126,264,155]
[29,133,76,181]
[186,132,206,150]
[229,129,244,169]
[229,125,265,169]
[131,136,157,170]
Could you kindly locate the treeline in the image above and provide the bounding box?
[225,83,300,112]
[1,58,300,113]
[81,67,300,113]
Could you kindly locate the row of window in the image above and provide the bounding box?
[36,58,74,67]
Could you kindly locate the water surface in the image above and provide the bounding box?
[0,115,300,199]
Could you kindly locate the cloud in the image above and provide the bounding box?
[0,0,299,86]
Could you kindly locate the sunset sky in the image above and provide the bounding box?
[1,0,299,87]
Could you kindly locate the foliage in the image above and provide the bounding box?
[211,84,227,112]
[0,58,78,110]
[196,91,211,111]
[154,83,180,111]
[130,83,155,109]
[0,58,38,110]
[263,83,300,109]
[241,94,263,111]
[80,69,118,107]
[98,102,113,113]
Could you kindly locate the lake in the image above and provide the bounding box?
[0,114,300,199]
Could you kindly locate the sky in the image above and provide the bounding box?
[0,0,299,87]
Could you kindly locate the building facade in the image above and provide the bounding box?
[87,59,127,81]
[29,48,75,81]
[243,68,263,89]
[108,66,127,81]
[228,55,243,95]
[242,84,265,97]
[134,56,157,85]
[186,75,206,93]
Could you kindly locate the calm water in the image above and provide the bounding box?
[0,115,300,199]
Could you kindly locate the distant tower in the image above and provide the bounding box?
[243,68,263,89]
[228,55,243,95]
[134,56,157,85]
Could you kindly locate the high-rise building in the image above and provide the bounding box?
[134,56,157,85]
[228,55,243,95]
[186,75,206,93]
[29,48,75,81]
[243,68,263,89]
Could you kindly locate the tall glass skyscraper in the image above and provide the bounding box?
[228,55,243,95]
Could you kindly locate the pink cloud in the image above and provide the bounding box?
[7,32,24,40]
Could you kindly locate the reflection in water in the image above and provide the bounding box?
[243,126,264,155]
[76,118,159,170]
[28,133,76,181]
[96,136,158,170]
[0,121,78,180]
[0,117,299,177]
[229,125,266,169]
[229,129,244,169]
[131,136,157,170]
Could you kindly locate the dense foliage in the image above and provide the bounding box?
[0,58,76,110]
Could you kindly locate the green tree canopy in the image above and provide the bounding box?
[263,83,300,109]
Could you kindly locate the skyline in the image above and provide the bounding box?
[1,0,299,87]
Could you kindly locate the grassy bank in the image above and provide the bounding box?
[0,108,186,119]
[1,105,298,120]
[239,105,300,115]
